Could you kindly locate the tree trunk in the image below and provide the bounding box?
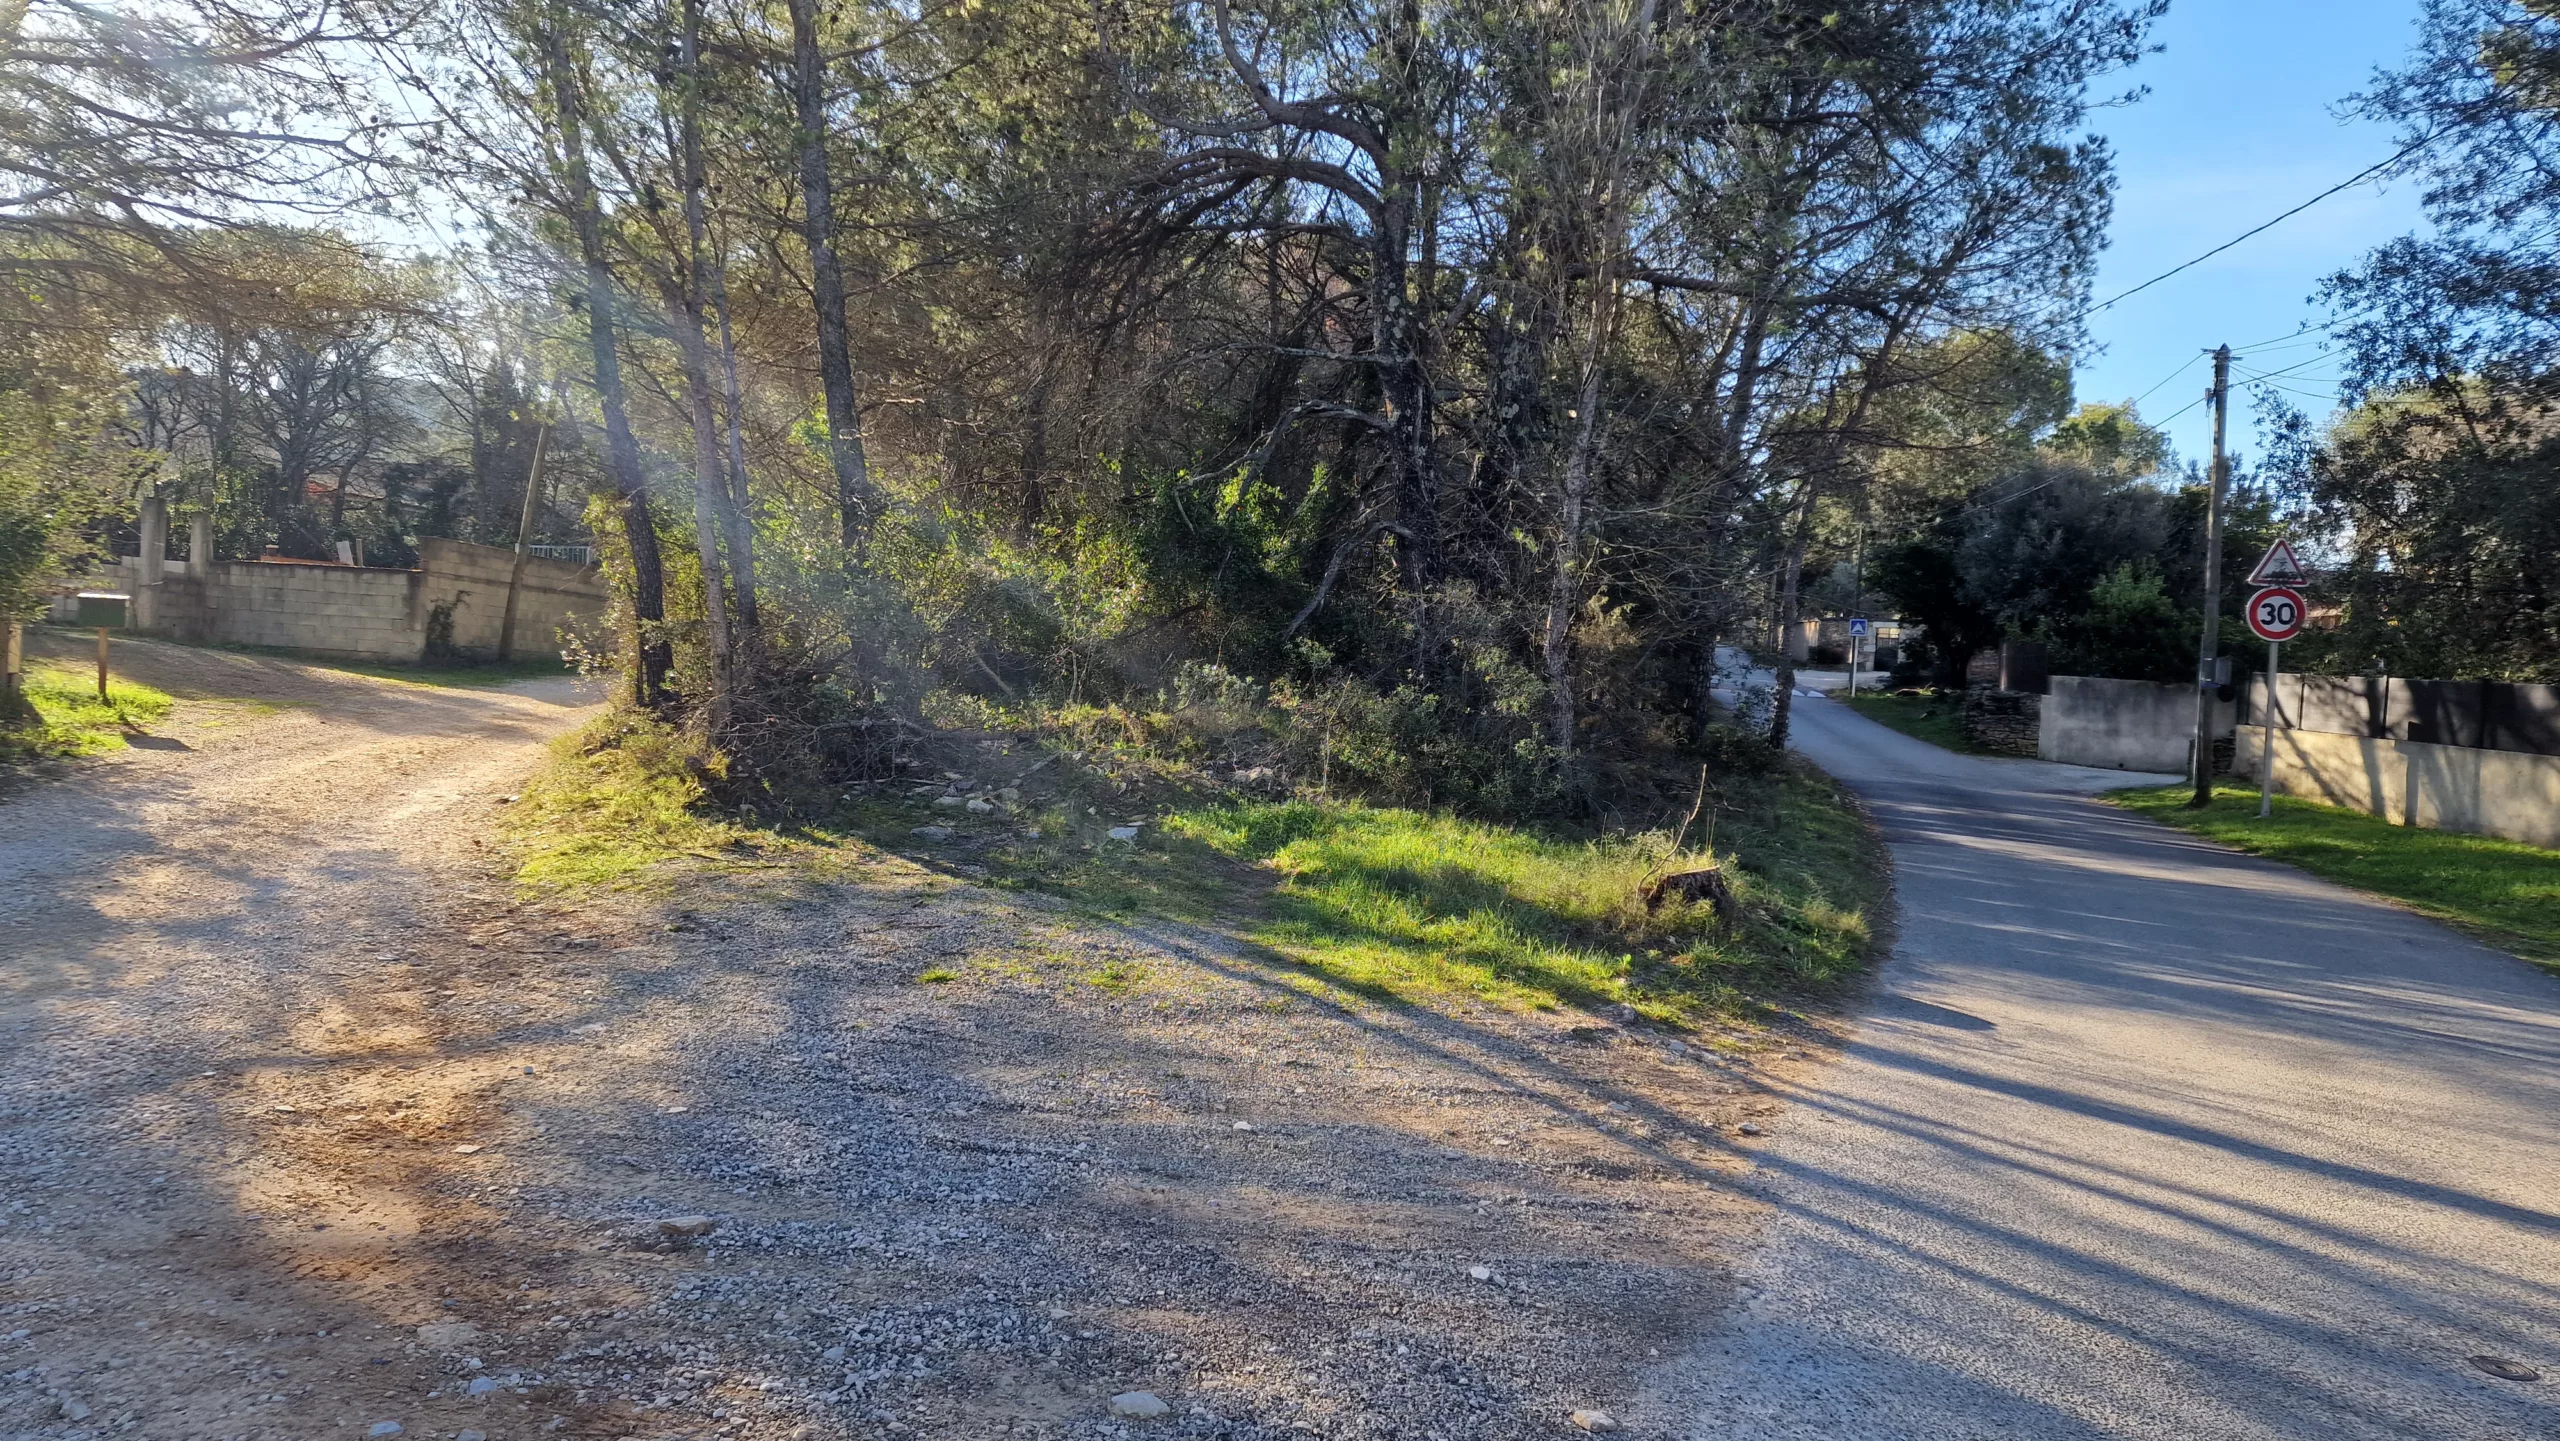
[1766,488,1813,749]
[673,0,743,728]
[708,271,760,628]
[1543,351,1606,761]
[1540,0,1656,769]
[545,26,668,709]
[1371,198,1437,601]
[786,0,879,552]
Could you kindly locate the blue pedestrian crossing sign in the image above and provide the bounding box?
[1848,617,1870,638]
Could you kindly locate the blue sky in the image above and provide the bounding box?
[2073,0,2434,471]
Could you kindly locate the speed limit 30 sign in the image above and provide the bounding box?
[2248,586,2306,642]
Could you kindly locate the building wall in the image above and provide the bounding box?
[2039,676,2235,773]
[2237,726,2560,850]
[57,540,605,664]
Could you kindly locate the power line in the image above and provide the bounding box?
[2232,319,2339,351]
[2082,131,2440,319]
[2129,351,2204,407]
[2151,388,2213,428]
[2236,350,2348,385]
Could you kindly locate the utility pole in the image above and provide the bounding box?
[497,423,551,664]
[2187,345,2232,807]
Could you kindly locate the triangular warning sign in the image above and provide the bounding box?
[2245,539,2310,588]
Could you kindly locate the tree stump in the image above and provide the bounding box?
[1644,865,1732,915]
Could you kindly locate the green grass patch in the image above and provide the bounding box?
[1,661,177,761]
[2114,784,2560,969]
[504,714,757,889]
[916,967,958,984]
[508,710,1888,1021]
[1165,761,1883,1019]
[1840,689,1986,754]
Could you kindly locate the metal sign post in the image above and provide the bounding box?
[1847,616,1869,698]
[2246,582,2306,818]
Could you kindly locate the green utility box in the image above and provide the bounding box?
[75,592,131,628]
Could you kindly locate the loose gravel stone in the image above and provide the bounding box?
[1109,1391,1171,1419]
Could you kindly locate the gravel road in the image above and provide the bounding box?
[1649,674,2560,1439]
[1,636,1824,1441]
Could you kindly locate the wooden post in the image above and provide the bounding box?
[2187,345,2232,807]
[3,619,21,715]
[497,423,552,663]
[96,628,110,702]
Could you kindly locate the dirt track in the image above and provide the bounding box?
[0,636,1814,1441]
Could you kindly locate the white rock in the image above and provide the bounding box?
[465,1377,502,1396]
[1738,1122,1766,1137]
[1109,1391,1172,1419]
[1230,1120,1254,1131]
[1663,1039,1691,1058]
[656,1215,720,1238]
[452,1143,483,1155]
[416,1322,480,1348]
[965,797,996,814]
[58,1400,91,1421]
[1569,1408,1620,1432]
[1468,1264,1494,1282]
[1107,826,1140,841]
[910,825,954,841]
[822,1345,847,1361]
[934,794,969,809]
[369,1423,404,1438]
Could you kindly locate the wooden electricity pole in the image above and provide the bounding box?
[2187,345,2232,807]
[497,423,551,663]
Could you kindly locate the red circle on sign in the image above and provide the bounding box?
[2248,586,2306,642]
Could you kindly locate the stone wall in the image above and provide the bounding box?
[55,539,605,664]
[1960,688,2041,756]
[2041,676,2235,774]
[2238,725,2560,850]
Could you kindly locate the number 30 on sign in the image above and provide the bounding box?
[2248,586,2306,642]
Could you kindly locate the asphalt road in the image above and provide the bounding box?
[1653,678,2560,1439]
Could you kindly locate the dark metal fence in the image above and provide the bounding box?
[2246,674,2560,757]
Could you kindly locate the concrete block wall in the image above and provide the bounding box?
[2040,676,2235,773]
[415,539,606,658]
[2238,726,2560,850]
[68,539,606,664]
[199,559,423,657]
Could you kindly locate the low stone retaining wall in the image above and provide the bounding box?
[1961,689,2041,756]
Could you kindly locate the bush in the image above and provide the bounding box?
[2037,561,2194,682]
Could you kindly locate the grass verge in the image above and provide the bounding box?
[2114,784,2560,969]
[504,714,756,889]
[509,710,1891,1021]
[1839,689,1986,753]
[0,660,177,762]
[1169,762,1882,1019]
